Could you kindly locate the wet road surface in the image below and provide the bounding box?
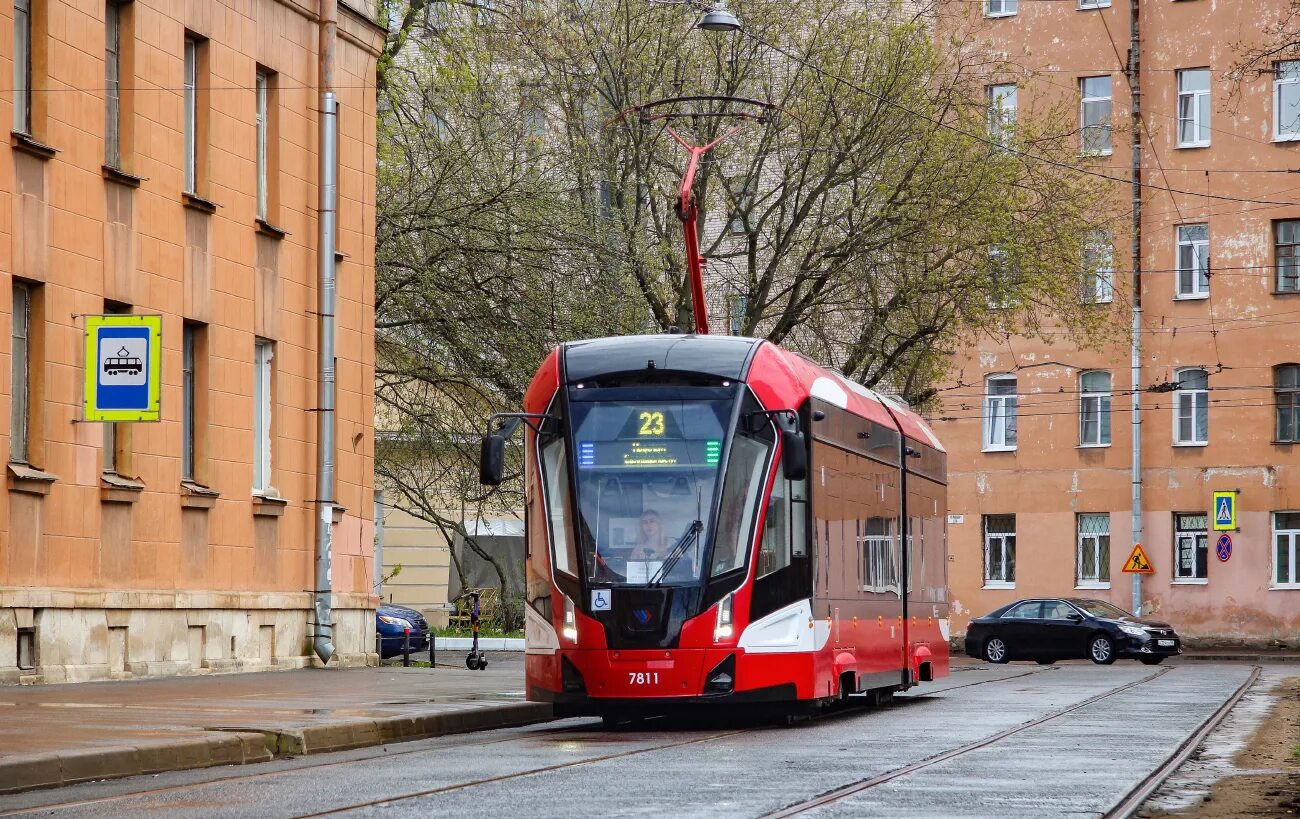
[0,662,1262,818]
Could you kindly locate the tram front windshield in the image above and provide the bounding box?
[567,397,733,586]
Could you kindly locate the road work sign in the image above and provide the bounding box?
[1122,544,1154,574]
[84,315,162,421]
[1213,491,1237,531]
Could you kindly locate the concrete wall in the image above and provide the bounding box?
[0,0,385,681]
[936,0,1300,646]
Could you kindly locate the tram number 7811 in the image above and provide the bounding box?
[628,672,660,685]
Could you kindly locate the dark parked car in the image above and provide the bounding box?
[964,598,1182,666]
[376,603,431,659]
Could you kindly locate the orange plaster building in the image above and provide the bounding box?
[0,0,382,682]
[939,0,1300,646]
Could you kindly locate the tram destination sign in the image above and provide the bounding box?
[578,438,722,469]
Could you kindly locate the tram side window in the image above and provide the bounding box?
[540,437,578,576]
[712,425,773,577]
[758,461,808,577]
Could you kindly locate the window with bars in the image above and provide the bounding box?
[1174,513,1208,580]
[1177,68,1211,147]
[862,516,897,593]
[1275,61,1300,140]
[1276,220,1300,293]
[988,84,1016,145]
[1277,365,1300,443]
[1080,370,1112,446]
[984,515,1016,585]
[983,375,1018,450]
[1174,367,1209,445]
[1274,511,1300,587]
[1077,514,1111,585]
[1080,76,1113,155]
[1176,224,1209,298]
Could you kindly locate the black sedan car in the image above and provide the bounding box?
[964,598,1182,665]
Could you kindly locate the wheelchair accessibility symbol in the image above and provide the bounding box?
[591,589,612,611]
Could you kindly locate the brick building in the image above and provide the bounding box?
[940,0,1300,646]
[1,0,383,682]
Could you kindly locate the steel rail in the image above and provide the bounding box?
[762,666,1175,817]
[1103,664,1261,819]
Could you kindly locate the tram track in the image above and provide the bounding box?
[763,665,1259,818]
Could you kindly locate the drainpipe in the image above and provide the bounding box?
[1128,0,1144,616]
[313,0,339,665]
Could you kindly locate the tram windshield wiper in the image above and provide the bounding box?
[649,519,703,587]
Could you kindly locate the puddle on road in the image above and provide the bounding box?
[1141,673,1278,813]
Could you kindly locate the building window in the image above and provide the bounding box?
[1176,224,1209,298]
[1174,367,1209,445]
[988,83,1016,144]
[1174,513,1208,581]
[255,71,269,220]
[14,0,31,134]
[862,517,897,592]
[1082,231,1114,303]
[985,0,1016,16]
[1078,0,1110,7]
[1077,514,1110,586]
[983,515,1016,586]
[728,180,754,235]
[727,293,747,336]
[1275,511,1300,587]
[1080,370,1112,446]
[105,1,122,166]
[1275,61,1300,140]
[102,302,132,474]
[1277,364,1300,443]
[1177,68,1211,147]
[9,282,32,463]
[1276,220,1300,293]
[183,35,200,193]
[182,324,197,480]
[253,338,274,493]
[1080,76,1113,155]
[983,374,1018,451]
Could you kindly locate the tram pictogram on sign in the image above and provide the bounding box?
[83,315,162,422]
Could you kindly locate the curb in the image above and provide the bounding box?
[0,702,552,795]
[434,637,525,651]
[1177,653,1300,663]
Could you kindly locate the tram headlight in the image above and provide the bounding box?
[562,596,578,642]
[714,593,734,642]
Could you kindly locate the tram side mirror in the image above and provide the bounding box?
[479,434,506,486]
[781,429,808,481]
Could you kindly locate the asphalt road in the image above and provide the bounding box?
[0,661,1260,818]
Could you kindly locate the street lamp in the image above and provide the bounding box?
[696,1,740,32]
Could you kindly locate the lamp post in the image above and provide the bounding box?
[697,1,741,31]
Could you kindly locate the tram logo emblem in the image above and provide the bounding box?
[632,608,653,625]
[591,590,612,612]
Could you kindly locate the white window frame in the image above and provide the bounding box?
[105,1,122,167]
[253,338,274,493]
[1079,370,1112,447]
[9,282,31,463]
[982,374,1018,451]
[1078,0,1110,7]
[1173,367,1209,446]
[988,84,1016,145]
[1175,224,1210,299]
[1080,76,1113,156]
[1083,231,1114,303]
[1276,220,1300,293]
[983,515,1016,588]
[984,0,1016,17]
[183,36,198,194]
[1273,512,1300,588]
[1173,513,1208,582]
[14,0,31,134]
[862,517,898,593]
[1076,513,1111,589]
[255,70,268,221]
[1176,68,1211,148]
[1274,61,1300,141]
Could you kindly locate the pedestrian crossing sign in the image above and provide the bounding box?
[1122,544,1154,574]
[1212,491,1237,531]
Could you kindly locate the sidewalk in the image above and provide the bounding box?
[0,655,547,795]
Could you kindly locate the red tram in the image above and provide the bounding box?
[481,333,949,718]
